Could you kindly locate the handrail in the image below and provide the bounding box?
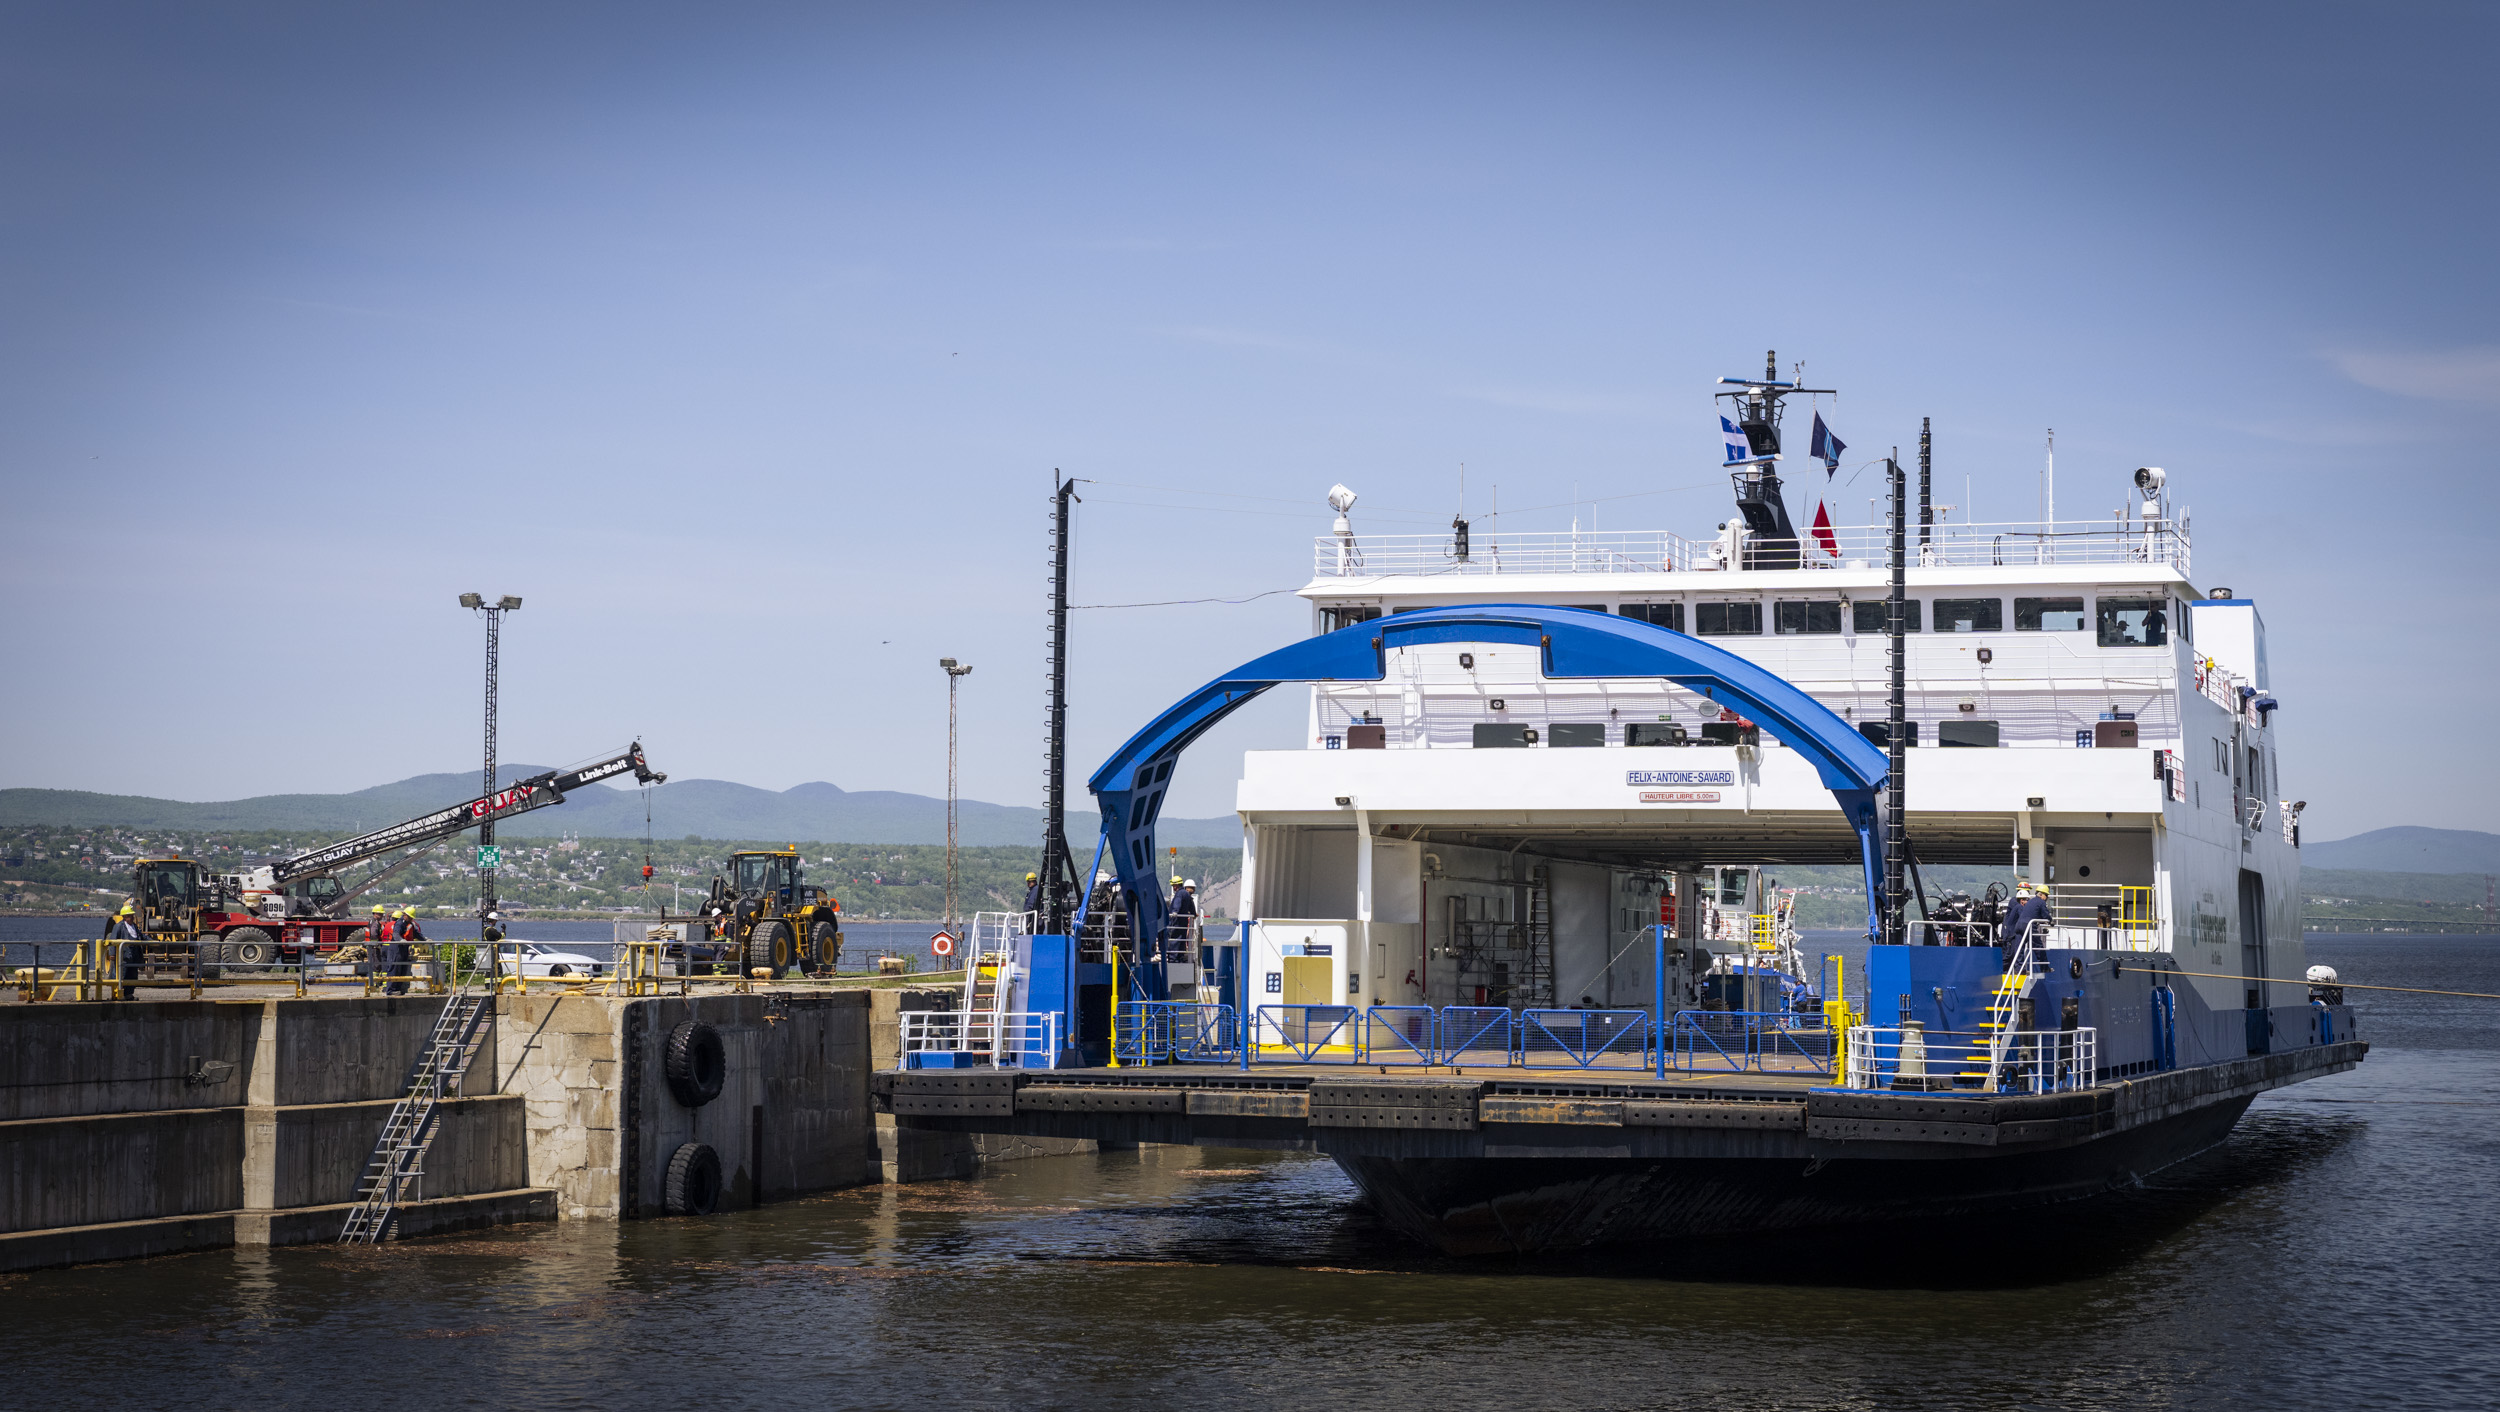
[1844,1026,2099,1093]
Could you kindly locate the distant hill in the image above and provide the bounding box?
[2305,827,2500,875]
[0,769,1241,848]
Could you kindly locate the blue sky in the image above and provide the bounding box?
[3,2,2493,837]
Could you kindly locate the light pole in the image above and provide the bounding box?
[940,657,973,940]
[458,593,522,934]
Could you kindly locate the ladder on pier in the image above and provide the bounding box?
[339,989,492,1243]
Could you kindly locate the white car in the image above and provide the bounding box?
[501,942,604,978]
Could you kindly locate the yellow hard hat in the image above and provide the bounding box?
[1172,875,1184,885]
[371,904,387,914]
[116,903,133,915]
[1026,872,1038,882]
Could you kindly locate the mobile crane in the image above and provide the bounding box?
[106,743,667,987]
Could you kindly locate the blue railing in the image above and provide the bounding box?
[1102,1002,1831,1074]
[1250,1004,1364,1062]
[1438,1006,1515,1065]
[1519,1008,1654,1069]
[1360,1006,1438,1065]
[1669,1010,1836,1075]
[1115,1001,1239,1064]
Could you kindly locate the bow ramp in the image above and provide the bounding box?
[1087,604,1893,956]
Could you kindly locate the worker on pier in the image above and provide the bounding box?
[388,907,420,995]
[482,910,506,983]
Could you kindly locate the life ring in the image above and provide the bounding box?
[931,933,956,959]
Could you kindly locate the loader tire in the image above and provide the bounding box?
[807,920,839,976]
[663,1020,725,1108]
[748,919,790,979]
[663,1142,722,1216]
[226,928,274,967]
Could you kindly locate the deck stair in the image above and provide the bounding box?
[1964,920,2048,1088]
[960,913,1022,1058]
[339,989,492,1244]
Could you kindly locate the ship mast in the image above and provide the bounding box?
[1715,349,1835,570]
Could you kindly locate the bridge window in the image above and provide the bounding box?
[1851,600,1921,632]
[1621,602,1683,631]
[1696,602,1761,636]
[1774,600,1844,635]
[2097,597,2170,647]
[1318,605,1381,633]
[1934,598,2002,633]
[2016,597,2087,631]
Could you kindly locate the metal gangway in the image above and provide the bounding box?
[339,987,493,1243]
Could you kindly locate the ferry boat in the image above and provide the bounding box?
[878,358,2363,1255]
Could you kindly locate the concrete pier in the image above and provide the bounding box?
[0,988,884,1272]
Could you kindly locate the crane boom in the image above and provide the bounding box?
[271,742,666,885]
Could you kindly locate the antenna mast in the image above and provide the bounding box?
[1715,348,1836,570]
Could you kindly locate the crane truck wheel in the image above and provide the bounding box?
[663,1020,725,1107]
[807,920,838,975]
[226,928,274,967]
[662,1142,721,1216]
[748,920,790,979]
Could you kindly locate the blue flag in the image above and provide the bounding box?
[1810,412,1845,470]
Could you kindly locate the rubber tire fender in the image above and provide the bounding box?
[662,1019,726,1108]
[662,1142,722,1216]
[225,926,273,967]
[748,919,789,978]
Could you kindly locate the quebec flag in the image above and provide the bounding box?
[1721,415,1752,465]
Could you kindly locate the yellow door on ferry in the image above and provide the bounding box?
[1281,955,1333,1006]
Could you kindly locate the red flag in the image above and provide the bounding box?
[1811,498,1841,558]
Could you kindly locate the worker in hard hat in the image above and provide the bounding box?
[1023,870,1042,920]
[1164,874,1197,960]
[1998,883,2051,955]
[364,904,392,978]
[386,907,422,995]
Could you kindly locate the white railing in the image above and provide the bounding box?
[1844,1026,2100,1092]
[899,1009,1061,1068]
[1317,517,2188,579]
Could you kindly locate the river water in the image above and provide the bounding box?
[1,934,2492,1410]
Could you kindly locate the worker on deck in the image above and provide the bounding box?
[482,910,506,983]
[1023,871,1042,926]
[1998,884,2051,955]
[1165,875,1197,960]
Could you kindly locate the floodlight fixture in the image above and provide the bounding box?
[458,592,484,608]
[497,595,523,611]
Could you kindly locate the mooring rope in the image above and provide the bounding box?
[2124,963,2500,1001]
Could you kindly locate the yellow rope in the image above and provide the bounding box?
[2131,964,2500,1001]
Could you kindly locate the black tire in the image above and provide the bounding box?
[807,920,838,975]
[663,1019,725,1108]
[547,963,571,977]
[227,927,273,967]
[341,927,370,949]
[748,919,789,978]
[662,1142,721,1216]
[194,942,221,983]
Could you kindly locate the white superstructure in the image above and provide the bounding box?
[1231,470,2302,1029]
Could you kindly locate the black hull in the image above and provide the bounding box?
[1336,1096,2257,1255]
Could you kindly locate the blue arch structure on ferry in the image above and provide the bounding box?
[1087,604,1894,993]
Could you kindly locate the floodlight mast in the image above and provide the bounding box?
[1713,349,1836,570]
[459,592,522,928]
